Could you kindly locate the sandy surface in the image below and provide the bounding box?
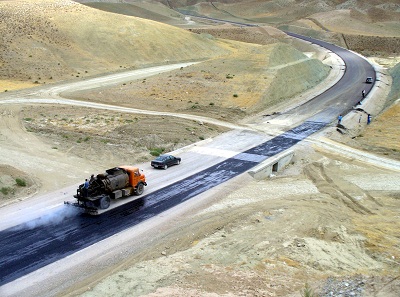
[0,1,400,296]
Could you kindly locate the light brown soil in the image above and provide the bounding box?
[0,1,400,297]
[0,164,36,204]
[21,105,230,169]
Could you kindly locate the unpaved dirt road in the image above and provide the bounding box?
[0,62,249,130]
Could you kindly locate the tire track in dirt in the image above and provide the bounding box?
[303,162,377,215]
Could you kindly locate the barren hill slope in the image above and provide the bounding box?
[77,0,400,56]
[0,0,230,88]
[162,0,400,32]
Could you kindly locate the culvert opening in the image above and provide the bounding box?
[272,162,278,172]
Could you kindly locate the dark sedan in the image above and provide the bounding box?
[151,154,181,169]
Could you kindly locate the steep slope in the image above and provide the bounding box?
[0,0,230,86]
[78,0,184,24]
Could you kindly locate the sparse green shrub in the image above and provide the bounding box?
[209,102,214,106]
[1,187,11,195]
[150,147,165,156]
[24,118,33,121]
[233,94,238,97]
[226,74,234,79]
[199,136,205,140]
[16,178,26,187]
[52,146,58,150]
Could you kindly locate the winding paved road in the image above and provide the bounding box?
[283,32,375,122]
[0,33,375,295]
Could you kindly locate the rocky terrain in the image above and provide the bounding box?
[0,0,400,296]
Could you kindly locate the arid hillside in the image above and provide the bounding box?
[162,0,400,32]
[78,0,400,57]
[66,41,331,118]
[0,0,230,90]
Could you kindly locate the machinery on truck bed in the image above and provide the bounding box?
[65,166,147,214]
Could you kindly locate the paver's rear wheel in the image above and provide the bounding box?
[99,195,111,209]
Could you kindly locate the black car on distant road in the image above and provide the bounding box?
[151,154,181,169]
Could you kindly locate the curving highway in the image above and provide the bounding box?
[282,32,375,123]
[0,33,375,294]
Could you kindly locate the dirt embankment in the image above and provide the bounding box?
[343,35,400,56]
[0,165,36,206]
